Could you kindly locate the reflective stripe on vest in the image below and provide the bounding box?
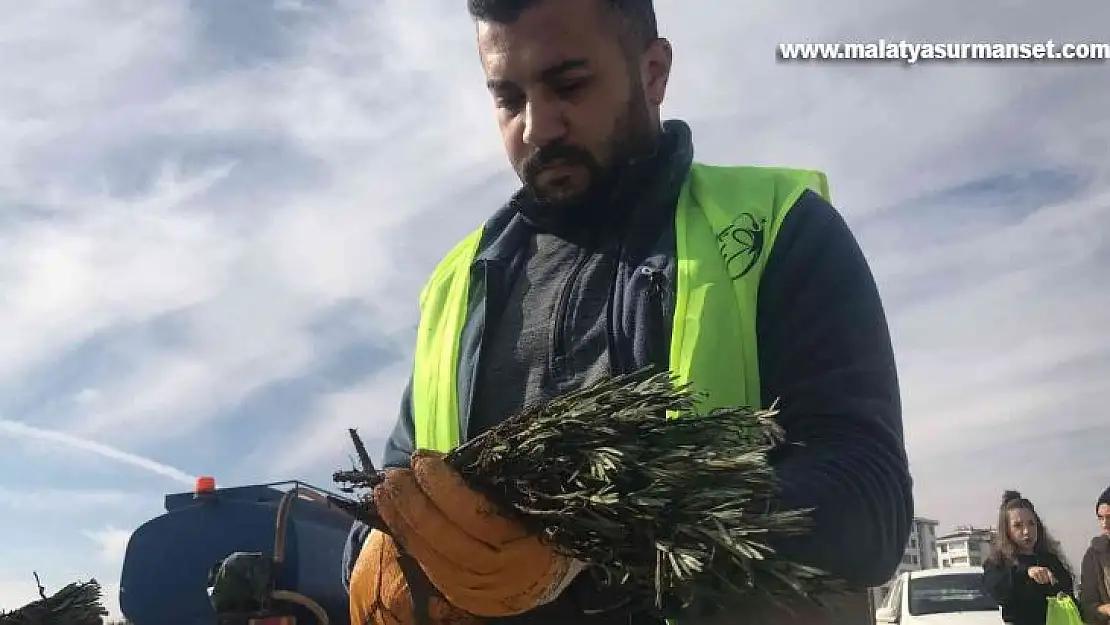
[411,163,831,452]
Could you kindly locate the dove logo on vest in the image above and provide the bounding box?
[716,212,766,279]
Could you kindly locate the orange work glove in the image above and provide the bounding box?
[349,528,481,625]
[374,450,586,617]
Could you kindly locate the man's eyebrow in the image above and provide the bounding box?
[539,58,589,81]
[486,59,590,91]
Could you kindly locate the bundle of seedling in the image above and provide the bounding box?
[0,574,108,625]
[333,369,845,617]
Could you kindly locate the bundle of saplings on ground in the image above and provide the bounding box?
[0,575,108,625]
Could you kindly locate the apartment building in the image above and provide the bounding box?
[936,526,995,568]
[870,517,940,607]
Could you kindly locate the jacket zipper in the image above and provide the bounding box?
[552,251,589,380]
[606,245,626,376]
[641,265,669,371]
[644,265,665,306]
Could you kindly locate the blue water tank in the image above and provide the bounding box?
[119,482,354,625]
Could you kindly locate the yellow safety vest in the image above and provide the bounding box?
[410,163,831,451]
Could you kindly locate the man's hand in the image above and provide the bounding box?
[349,529,481,625]
[1027,566,1056,585]
[1097,603,1110,617]
[374,450,585,617]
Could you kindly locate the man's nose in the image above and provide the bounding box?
[522,98,566,148]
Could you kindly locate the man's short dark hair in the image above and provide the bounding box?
[467,0,658,48]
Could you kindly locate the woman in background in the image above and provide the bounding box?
[982,490,1074,625]
[1079,486,1110,624]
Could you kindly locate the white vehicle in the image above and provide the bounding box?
[875,566,1003,624]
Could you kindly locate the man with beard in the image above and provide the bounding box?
[1079,487,1110,623]
[343,0,912,624]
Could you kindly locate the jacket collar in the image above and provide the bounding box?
[1091,535,1110,553]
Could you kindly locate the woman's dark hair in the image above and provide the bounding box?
[988,490,1070,572]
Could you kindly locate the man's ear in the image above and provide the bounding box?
[641,37,672,106]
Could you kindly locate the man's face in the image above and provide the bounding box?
[476,0,668,207]
[1097,503,1110,536]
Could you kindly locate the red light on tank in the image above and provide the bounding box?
[195,476,216,494]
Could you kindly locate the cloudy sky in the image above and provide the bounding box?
[0,0,1107,619]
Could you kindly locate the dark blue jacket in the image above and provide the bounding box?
[342,120,912,622]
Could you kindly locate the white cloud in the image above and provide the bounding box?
[83,527,133,567]
[254,359,413,477]
[0,419,195,485]
[0,487,135,512]
[0,163,240,382]
[83,528,134,620]
[0,0,1108,613]
[0,576,45,615]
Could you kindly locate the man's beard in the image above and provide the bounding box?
[520,96,654,214]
